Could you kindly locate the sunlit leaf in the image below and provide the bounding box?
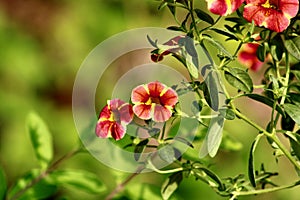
[224,67,253,93]
[202,36,233,59]
[158,145,175,163]
[284,104,300,126]
[161,172,183,200]
[196,167,225,191]
[186,53,199,78]
[284,37,300,60]
[48,169,106,194]
[27,112,53,169]
[200,116,225,158]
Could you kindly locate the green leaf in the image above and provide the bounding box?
[158,145,175,163]
[8,169,57,200]
[224,67,253,93]
[257,43,267,62]
[200,116,225,158]
[186,53,199,78]
[48,169,106,194]
[243,94,285,116]
[287,131,300,161]
[194,9,214,25]
[167,26,184,32]
[203,71,220,111]
[161,172,183,200]
[284,104,300,126]
[0,166,7,200]
[196,167,225,191]
[202,36,233,59]
[219,108,235,120]
[134,139,149,161]
[248,135,261,187]
[27,112,53,169]
[284,37,300,60]
[210,28,238,41]
[291,70,300,81]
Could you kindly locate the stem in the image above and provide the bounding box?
[189,0,200,39]
[8,147,82,200]
[105,165,145,200]
[146,159,183,174]
[232,180,300,196]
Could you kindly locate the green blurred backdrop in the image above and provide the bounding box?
[0,0,298,199]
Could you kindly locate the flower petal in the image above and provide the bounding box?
[99,105,111,120]
[153,105,172,122]
[148,81,165,97]
[111,122,126,140]
[133,104,152,120]
[96,120,113,138]
[160,88,178,107]
[131,85,150,103]
[207,0,244,16]
[118,104,133,124]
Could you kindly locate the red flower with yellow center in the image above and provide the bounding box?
[238,42,264,71]
[243,0,299,32]
[206,0,244,16]
[131,81,178,122]
[95,99,133,140]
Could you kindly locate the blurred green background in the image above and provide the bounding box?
[0,0,299,199]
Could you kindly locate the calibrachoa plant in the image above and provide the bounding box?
[97,0,300,200]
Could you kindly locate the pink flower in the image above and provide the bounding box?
[96,99,133,140]
[238,42,264,71]
[131,81,178,122]
[243,0,299,32]
[151,36,184,62]
[206,0,244,16]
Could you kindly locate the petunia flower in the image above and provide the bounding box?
[151,35,184,62]
[131,81,178,122]
[243,0,299,32]
[238,42,264,71]
[96,99,133,140]
[206,0,245,16]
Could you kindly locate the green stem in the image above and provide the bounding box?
[146,159,183,174]
[8,147,83,200]
[232,180,300,196]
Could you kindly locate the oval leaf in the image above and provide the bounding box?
[203,71,219,111]
[48,169,106,194]
[194,9,214,25]
[284,37,300,60]
[27,112,53,169]
[224,67,253,93]
[284,104,300,126]
[161,172,183,200]
[158,145,175,163]
[202,36,233,59]
[186,53,199,78]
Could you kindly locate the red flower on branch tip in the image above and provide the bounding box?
[95,99,133,140]
[131,81,178,122]
[206,0,244,16]
[151,35,185,62]
[238,42,264,71]
[243,0,299,32]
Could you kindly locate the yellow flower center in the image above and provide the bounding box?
[261,0,277,9]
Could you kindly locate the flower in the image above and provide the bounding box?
[95,99,133,140]
[238,42,264,71]
[206,0,244,16]
[131,81,178,122]
[243,0,299,32]
[151,35,184,62]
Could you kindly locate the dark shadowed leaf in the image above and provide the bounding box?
[167,26,184,32]
[134,139,149,161]
[257,43,267,62]
[48,169,106,194]
[194,9,214,25]
[0,167,6,200]
[210,28,238,41]
[287,131,300,161]
[196,167,225,191]
[161,172,183,200]
[203,71,220,111]
[224,67,253,93]
[284,37,300,60]
[248,135,261,187]
[284,104,300,126]
[27,112,53,169]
